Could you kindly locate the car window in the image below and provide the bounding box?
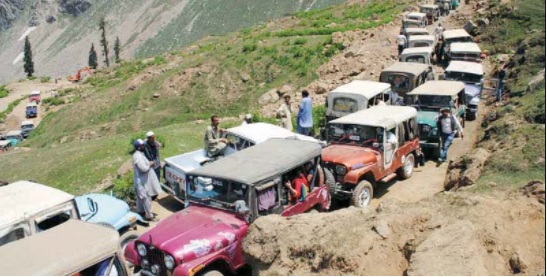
[387,75,410,90]
[445,72,482,83]
[35,211,71,232]
[0,226,27,247]
[332,97,358,113]
[412,42,431,48]
[257,181,280,216]
[404,55,426,64]
[225,134,252,151]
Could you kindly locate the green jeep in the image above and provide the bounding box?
[405,80,466,158]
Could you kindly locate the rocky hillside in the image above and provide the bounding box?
[0,0,345,83]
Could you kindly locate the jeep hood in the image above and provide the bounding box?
[75,194,129,224]
[138,205,245,261]
[464,84,481,97]
[417,111,438,127]
[322,144,378,167]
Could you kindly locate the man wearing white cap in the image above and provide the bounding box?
[241,114,252,126]
[144,131,162,189]
[132,139,158,221]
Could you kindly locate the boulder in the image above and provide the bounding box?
[257,88,279,105]
[277,85,293,96]
[527,68,545,92]
[240,72,251,83]
[152,93,161,98]
[372,219,390,239]
[444,148,490,191]
[521,180,545,204]
[313,83,329,95]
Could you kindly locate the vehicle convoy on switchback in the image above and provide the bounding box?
[125,139,332,276]
[321,106,420,208]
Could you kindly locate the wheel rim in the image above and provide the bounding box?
[359,188,371,207]
[404,156,413,176]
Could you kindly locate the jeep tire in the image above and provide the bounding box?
[466,111,477,121]
[351,180,373,208]
[202,270,223,276]
[397,154,415,179]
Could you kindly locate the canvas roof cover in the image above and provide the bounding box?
[0,181,74,228]
[329,106,417,128]
[329,80,391,99]
[446,61,484,75]
[442,29,471,39]
[382,62,430,76]
[401,47,434,55]
[189,139,321,185]
[407,80,466,96]
[0,220,119,276]
[450,42,481,53]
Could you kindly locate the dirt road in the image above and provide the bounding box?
[0,80,78,133]
[136,1,483,232]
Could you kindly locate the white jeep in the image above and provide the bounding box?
[162,123,323,202]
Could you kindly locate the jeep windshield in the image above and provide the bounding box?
[327,123,378,145]
[186,176,248,211]
[408,95,452,111]
[445,72,482,83]
[332,97,359,113]
[21,124,34,130]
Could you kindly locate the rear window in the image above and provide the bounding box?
[445,72,482,83]
[403,55,426,64]
[412,42,431,48]
[332,97,358,113]
[0,228,25,247]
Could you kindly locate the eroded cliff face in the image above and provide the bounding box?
[0,0,24,31]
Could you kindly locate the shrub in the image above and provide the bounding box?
[242,41,258,53]
[0,85,8,99]
[293,38,308,45]
[42,97,65,106]
[40,76,51,83]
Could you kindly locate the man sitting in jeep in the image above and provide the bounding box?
[204,115,228,157]
[284,169,310,205]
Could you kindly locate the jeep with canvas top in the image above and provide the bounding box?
[407,35,436,49]
[380,62,434,97]
[448,42,482,63]
[399,47,434,66]
[403,27,430,40]
[441,29,473,61]
[25,102,38,118]
[405,81,467,157]
[419,4,440,24]
[322,106,420,208]
[0,220,131,276]
[444,61,485,120]
[163,123,323,203]
[20,120,35,138]
[125,139,332,276]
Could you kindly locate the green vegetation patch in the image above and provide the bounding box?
[0,85,9,99]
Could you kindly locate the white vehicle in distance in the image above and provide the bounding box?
[162,122,325,203]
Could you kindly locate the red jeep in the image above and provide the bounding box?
[124,139,331,276]
[322,106,420,207]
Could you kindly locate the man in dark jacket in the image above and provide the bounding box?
[435,108,464,162]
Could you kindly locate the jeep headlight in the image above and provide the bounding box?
[335,165,347,175]
[431,128,438,136]
[164,254,175,269]
[421,125,432,133]
[137,243,147,257]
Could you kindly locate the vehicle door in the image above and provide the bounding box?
[281,162,322,216]
[383,127,398,170]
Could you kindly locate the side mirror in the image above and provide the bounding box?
[235,200,250,215]
[449,100,455,108]
[373,142,380,148]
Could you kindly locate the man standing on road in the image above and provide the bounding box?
[144,131,162,190]
[297,90,313,136]
[496,64,507,102]
[204,115,228,157]
[443,1,450,15]
[396,31,407,55]
[132,139,159,222]
[434,23,444,42]
[276,94,293,131]
[435,107,464,162]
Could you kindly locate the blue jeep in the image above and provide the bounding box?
[75,193,147,232]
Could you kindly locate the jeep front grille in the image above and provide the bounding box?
[147,246,167,276]
[419,124,430,139]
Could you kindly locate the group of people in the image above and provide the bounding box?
[275,90,314,136]
[132,131,162,221]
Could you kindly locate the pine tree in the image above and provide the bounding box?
[88,43,98,69]
[23,36,34,77]
[99,18,110,67]
[114,36,121,63]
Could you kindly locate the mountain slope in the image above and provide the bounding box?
[0,0,345,84]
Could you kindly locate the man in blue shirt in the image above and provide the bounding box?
[297,90,313,135]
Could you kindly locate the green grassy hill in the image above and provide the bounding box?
[0,0,406,197]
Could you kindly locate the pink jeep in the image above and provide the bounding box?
[124,139,332,276]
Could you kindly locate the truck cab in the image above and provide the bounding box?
[162,123,323,202]
[444,61,485,120]
[322,106,420,208]
[5,130,23,147]
[125,139,331,276]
